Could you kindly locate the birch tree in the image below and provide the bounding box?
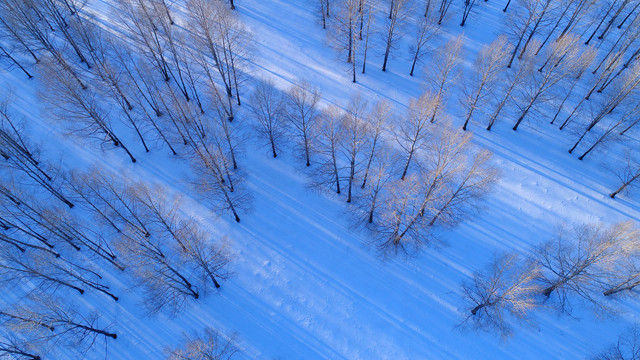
[115,225,200,314]
[592,325,640,360]
[361,100,391,189]
[461,36,510,131]
[331,0,360,82]
[610,151,640,199]
[248,79,286,159]
[166,327,238,360]
[285,80,321,167]
[39,59,137,163]
[381,0,410,72]
[0,98,74,207]
[397,93,437,180]
[461,253,541,338]
[512,35,592,131]
[314,106,345,194]
[3,296,117,355]
[342,94,369,203]
[425,35,464,123]
[409,7,439,76]
[535,222,636,312]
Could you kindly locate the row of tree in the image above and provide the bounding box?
[0,0,256,222]
[0,95,232,357]
[320,0,640,199]
[247,78,498,255]
[462,221,640,338]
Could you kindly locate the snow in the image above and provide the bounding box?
[1,0,640,358]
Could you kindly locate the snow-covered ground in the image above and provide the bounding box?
[2,0,640,358]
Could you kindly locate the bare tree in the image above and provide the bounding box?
[604,253,640,297]
[428,148,498,227]
[0,8,39,63]
[618,2,640,29]
[109,48,178,155]
[357,150,394,224]
[598,0,633,42]
[36,207,123,270]
[39,59,137,163]
[166,327,238,360]
[549,43,595,125]
[361,100,391,189]
[512,35,593,131]
[610,151,640,199]
[559,0,597,38]
[160,89,245,222]
[486,47,535,131]
[461,36,510,131]
[0,182,120,269]
[35,0,89,66]
[437,0,454,24]
[0,185,62,253]
[114,180,231,313]
[3,296,117,355]
[249,79,286,159]
[0,44,33,79]
[381,0,410,72]
[115,225,200,314]
[535,222,636,312]
[0,239,118,301]
[314,106,346,194]
[534,0,592,55]
[187,0,236,118]
[0,97,74,207]
[117,0,171,82]
[574,103,640,161]
[74,20,133,110]
[505,0,552,68]
[342,94,369,203]
[67,168,150,237]
[285,80,321,167]
[0,335,41,360]
[132,183,230,289]
[211,2,252,106]
[319,0,328,29]
[396,92,437,180]
[371,175,430,255]
[409,7,439,76]
[0,0,86,87]
[460,0,478,26]
[461,253,541,339]
[584,1,625,45]
[569,63,640,153]
[207,88,242,170]
[591,325,640,360]
[178,220,230,290]
[330,0,360,82]
[376,123,485,255]
[360,0,375,74]
[589,14,640,93]
[0,248,85,295]
[425,35,464,123]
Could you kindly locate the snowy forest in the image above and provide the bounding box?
[0,0,640,358]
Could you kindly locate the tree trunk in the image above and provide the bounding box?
[503,0,512,12]
[610,174,640,198]
[382,36,392,72]
[0,46,33,79]
[512,95,538,131]
[401,150,414,180]
[618,2,640,28]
